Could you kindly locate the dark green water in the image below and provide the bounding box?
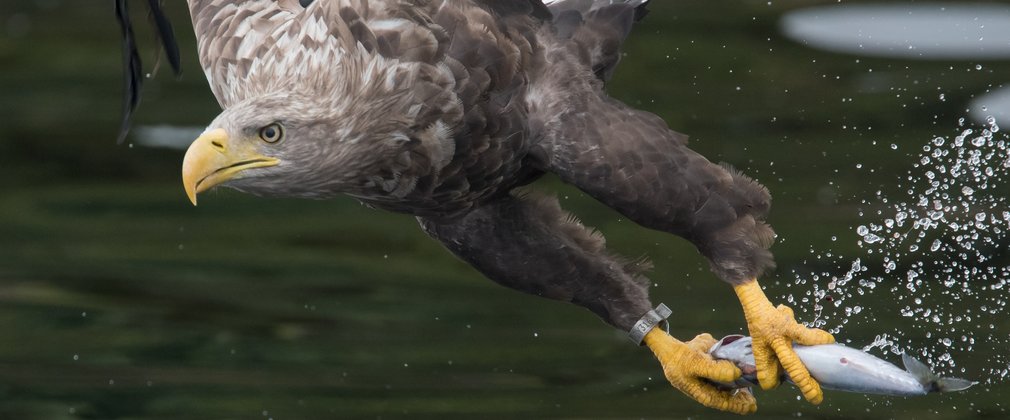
[1,1,1007,418]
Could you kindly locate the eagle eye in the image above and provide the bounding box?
[259,123,284,143]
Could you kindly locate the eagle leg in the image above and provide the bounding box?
[417,191,652,332]
[643,329,756,415]
[419,192,763,413]
[734,280,835,403]
[537,95,778,283]
[534,91,833,407]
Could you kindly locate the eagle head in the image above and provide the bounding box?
[181,47,461,206]
[182,82,430,205]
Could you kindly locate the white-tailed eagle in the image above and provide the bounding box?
[116,0,834,414]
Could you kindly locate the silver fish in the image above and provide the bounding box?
[708,335,976,396]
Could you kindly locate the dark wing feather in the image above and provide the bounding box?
[114,0,142,144]
[363,2,544,219]
[546,0,649,82]
[145,0,182,74]
[114,0,181,144]
[473,0,553,21]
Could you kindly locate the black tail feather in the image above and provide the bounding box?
[115,0,181,144]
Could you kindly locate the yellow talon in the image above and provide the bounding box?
[734,280,835,405]
[644,329,758,415]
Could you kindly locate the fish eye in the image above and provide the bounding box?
[259,123,284,143]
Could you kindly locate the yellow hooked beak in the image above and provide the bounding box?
[182,128,279,205]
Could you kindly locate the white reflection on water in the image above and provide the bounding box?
[133,125,205,150]
[970,88,1010,126]
[781,3,1010,60]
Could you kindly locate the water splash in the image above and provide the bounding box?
[783,117,1010,383]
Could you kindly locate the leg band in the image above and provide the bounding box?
[629,303,672,345]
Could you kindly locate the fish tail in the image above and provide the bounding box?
[901,353,976,393]
[935,377,976,393]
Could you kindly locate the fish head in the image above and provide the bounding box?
[707,335,760,389]
[709,335,753,358]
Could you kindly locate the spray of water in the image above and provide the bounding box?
[783,117,1010,383]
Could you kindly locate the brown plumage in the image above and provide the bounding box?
[119,0,774,331]
[118,1,798,413]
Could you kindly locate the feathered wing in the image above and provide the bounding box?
[115,0,182,143]
[187,0,345,107]
[186,0,435,107]
[473,0,552,20]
